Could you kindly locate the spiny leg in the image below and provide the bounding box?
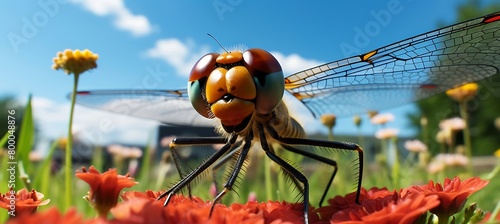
[210,134,253,216]
[256,122,310,224]
[158,134,238,205]
[266,125,364,204]
[169,136,229,198]
[266,125,338,207]
[279,143,337,207]
[210,140,244,196]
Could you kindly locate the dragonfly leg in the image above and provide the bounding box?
[210,140,244,196]
[266,125,364,205]
[279,143,337,207]
[157,134,237,205]
[169,136,228,198]
[209,136,253,217]
[256,122,310,224]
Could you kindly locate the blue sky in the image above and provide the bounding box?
[1,0,497,146]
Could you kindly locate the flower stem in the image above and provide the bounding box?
[437,214,450,224]
[486,162,500,180]
[390,137,400,189]
[459,102,473,175]
[357,128,365,151]
[65,73,80,210]
[489,199,500,223]
[18,161,32,190]
[264,156,272,200]
[327,128,333,141]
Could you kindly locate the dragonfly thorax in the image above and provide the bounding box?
[188,48,285,133]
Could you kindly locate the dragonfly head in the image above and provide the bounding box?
[188,48,284,132]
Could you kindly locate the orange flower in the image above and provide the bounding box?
[314,187,396,221]
[112,191,319,224]
[0,188,50,216]
[76,166,138,218]
[331,193,440,224]
[111,194,262,224]
[407,177,489,217]
[6,207,103,224]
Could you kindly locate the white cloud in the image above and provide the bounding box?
[144,38,210,76]
[270,51,323,75]
[31,97,158,146]
[71,0,153,36]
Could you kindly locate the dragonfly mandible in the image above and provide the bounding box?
[76,12,500,223]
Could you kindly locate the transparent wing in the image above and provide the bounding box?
[285,12,500,117]
[75,89,215,126]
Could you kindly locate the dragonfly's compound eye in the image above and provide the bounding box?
[243,48,284,115]
[188,52,219,118]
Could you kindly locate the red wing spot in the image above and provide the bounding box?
[78,91,90,95]
[420,84,438,89]
[484,14,500,23]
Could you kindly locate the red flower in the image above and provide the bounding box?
[331,193,440,224]
[121,190,160,201]
[6,207,109,224]
[111,191,320,224]
[407,177,489,217]
[314,187,395,221]
[0,188,50,216]
[76,166,138,218]
[110,195,263,224]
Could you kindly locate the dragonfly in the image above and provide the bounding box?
[76,12,500,223]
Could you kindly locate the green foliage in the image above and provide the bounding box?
[0,95,24,143]
[16,95,35,185]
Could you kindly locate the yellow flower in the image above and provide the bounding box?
[495,149,500,158]
[353,115,362,127]
[320,114,336,129]
[367,110,378,119]
[446,83,478,102]
[57,137,68,150]
[52,49,98,75]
